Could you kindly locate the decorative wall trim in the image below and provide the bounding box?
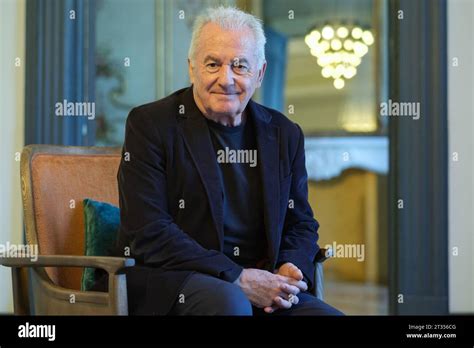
[305,136,388,181]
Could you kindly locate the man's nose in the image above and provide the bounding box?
[217,64,235,87]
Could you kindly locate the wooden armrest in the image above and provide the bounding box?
[314,248,333,263]
[0,255,135,275]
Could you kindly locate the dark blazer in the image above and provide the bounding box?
[114,86,320,315]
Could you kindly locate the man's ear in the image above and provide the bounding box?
[256,61,267,88]
[188,58,195,84]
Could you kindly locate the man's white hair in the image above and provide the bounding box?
[188,6,266,69]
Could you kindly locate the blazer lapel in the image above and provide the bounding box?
[177,87,224,250]
[249,100,281,268]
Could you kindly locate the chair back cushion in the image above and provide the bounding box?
[30,151,120,289]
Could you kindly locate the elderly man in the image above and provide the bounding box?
[114,6,342,316]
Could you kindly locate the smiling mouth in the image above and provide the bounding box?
[212,92,240,95]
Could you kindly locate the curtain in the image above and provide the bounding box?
[25,0,95,145]
[262,27,288,113]
[388,0,448,315]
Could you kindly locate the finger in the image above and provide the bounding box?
[273,296,292,309]
[287,294,299,305]
[264,305,278,314]
[279,283,301,296]
[293,268,304,281]
[280,277,308,292]
[287,264,303,281]
[277,291,300,306]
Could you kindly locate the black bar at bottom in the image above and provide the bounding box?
[0,315,473,345]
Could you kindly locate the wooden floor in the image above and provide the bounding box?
[323,280,389,315]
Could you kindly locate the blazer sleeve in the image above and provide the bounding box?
[276,124,320,289]
[117,106,243,282]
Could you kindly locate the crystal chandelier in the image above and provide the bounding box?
[305,24,374,89]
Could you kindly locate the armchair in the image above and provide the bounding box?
[0,145,331,315]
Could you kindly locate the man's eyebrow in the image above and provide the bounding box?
[203,55,221,63]
[233,57,250,65]
[202,56,250,65]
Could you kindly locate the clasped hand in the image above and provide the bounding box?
[234,262,307,313]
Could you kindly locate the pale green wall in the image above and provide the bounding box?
[448,0,474,313]
[0,0,25,314]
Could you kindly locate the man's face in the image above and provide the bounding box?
[188,23,266,120]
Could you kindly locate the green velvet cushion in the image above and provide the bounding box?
[81,198,120,291]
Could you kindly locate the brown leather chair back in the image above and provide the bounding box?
[21,145,121,290]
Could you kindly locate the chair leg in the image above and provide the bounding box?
[315,262,324,301]
[108,273,128,315]
[11,267,30,315]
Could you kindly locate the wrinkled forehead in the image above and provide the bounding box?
[195,23,258,63]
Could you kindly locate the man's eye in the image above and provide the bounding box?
[234,65,249,73]
[206,63,219,71]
